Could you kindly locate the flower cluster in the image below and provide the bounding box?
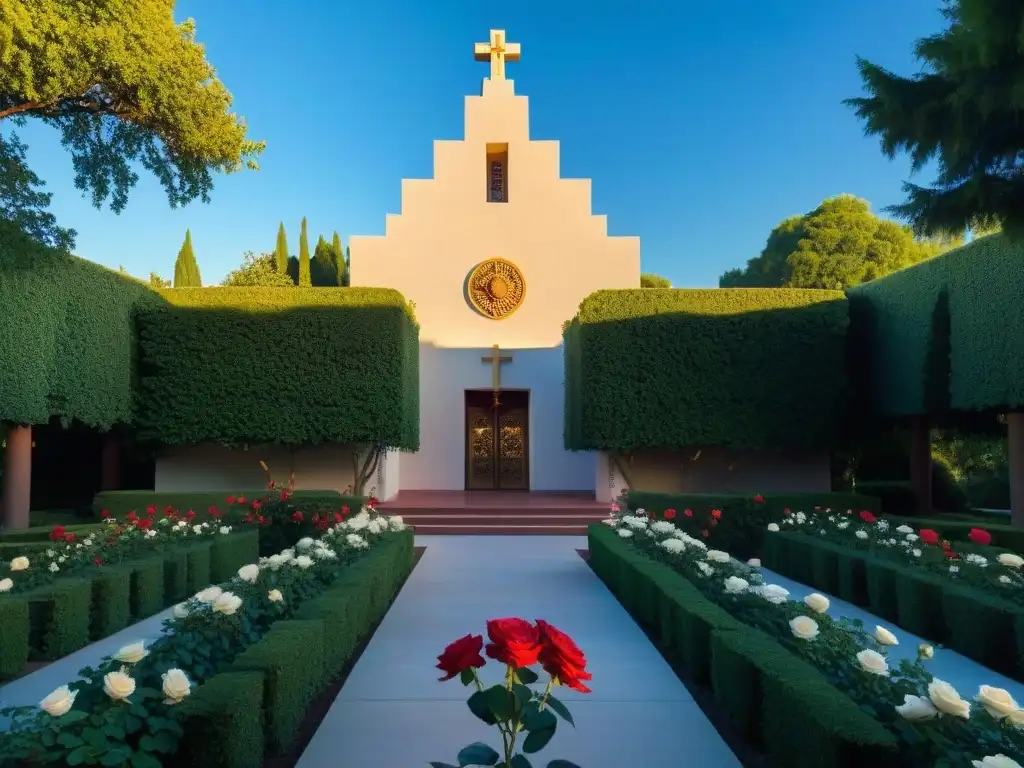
[605,508,1024,766]
[433,618,588,768]
[0,509,407,767]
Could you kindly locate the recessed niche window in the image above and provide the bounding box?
[486,143,508,203]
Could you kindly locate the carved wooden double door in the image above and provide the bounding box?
[465,389,529,490]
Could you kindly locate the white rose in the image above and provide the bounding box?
[103,670,136,701]
[747,558,761,567]
[195,586,223,603]
[856,649,889,676]
[279,549,295,561]
[268,589,283,603]
[789,616,819,641]
[757,584,790,604]
[0,577,12,592]
[660,538,685,554]
[855,530,869,540]
[49,562,59,573]
[172,603,189,619]
[919,643,934,660]
[896,525,914,534]
[905,533,919,542]
[1007,708,1024,728]
[236,564,260,583]
[803,593,830,614]
[707,550,730,564]
[293,555,314,569]
[895,694,937,721]
[39,685,77,717]
[724,576,749,594]
[389,515,405,529]
[617,529,633,538]
[345,534,368,549]
[928,679,970,718]
[976,686,1019,719]
[266,554,285,571]
[973,757,1023,768]
[998,553,1024,569]
[296,537,315,550]
[112,641,149,664]
[874,626,899,646]
[212,591,243,616]
[192,525,203,534]
[696,561,715,577]
[9,556,29,572]
[161,669,191,704]
[767,523,780,532]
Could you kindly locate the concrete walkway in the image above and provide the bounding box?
[761,567,1024,702]
[298,535,741,768]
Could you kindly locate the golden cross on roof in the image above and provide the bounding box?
[474,29,520,81]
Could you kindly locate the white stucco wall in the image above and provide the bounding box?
[400,343,594,491]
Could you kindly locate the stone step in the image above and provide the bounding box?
[410,523,590,536]
[394,513,607,527]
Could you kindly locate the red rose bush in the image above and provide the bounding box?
[433,618,590,768]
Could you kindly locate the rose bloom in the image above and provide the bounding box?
[484,618,542,668]
[919,529,940,546]
[436,633,486,681]
[536,619,592,693]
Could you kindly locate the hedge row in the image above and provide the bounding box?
[762,530,1024,681]
[624,491,881,560]
[0,530,259,680]
[134,287,420,448]
[588,525,900,768]
[91,489,349,519]
[563,288,850,452]
[172,530,415,767]
[883,515,1024,554]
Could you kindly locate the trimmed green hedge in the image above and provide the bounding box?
[624,491,880,560]
[92,489,346,519]
[0,530,258,680]
[564,288,850,452]
[0,226,163,427]
[762,530,1024,681]
[588,525,901,767]
[176,529,415,765]
[134,287,419,448]
[884,515,1024,554]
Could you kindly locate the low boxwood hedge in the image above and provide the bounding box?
[91,489,352,519]
[588,525,900,768]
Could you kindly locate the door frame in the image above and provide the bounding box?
[464,389,530,491]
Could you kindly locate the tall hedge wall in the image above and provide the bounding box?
[0,225,161,427]
[563,288,850,452]
[135,288,419,448]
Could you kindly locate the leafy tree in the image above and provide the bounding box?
[297,217,311,287]
[719,195,958,290]
[845,0,1024,236]
[274,222,289,274]
[0,134,75,250]
[172,229,202,287]
[331,232,346,287]
[222,251,295,287]
[640,273,671,288]
[0,0,264,224]
[149,272,171,288]
[312,234,338,286]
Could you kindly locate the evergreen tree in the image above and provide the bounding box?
[298,217,311,287]
[332,232,346,287]
[173,229,202,287]
[312,234,337,286]
[274,222,289,274]
[343,245,351,287]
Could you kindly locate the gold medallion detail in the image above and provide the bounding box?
[467,259,526,319]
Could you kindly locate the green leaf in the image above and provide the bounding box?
[66,745,93,766]
[466,691,498,726]
[522,704,557,733]
[428,763,459,768]
[41,730,56,747]
[511,756,534,768]
[57,732,86,748]
[100,746,132,766]
[511,683,533,713]
[516,667,539,685]
[482,684,515,721]
[546,761,582,768]
[522,725,556,754]
[82,726,109,750]
[545,695,575,727]
[456,742,500,766]
[459,668,476,686]
[131,751,164,768]
[60,710,89,725]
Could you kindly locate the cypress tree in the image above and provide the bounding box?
[312,234,336,286]
[274,222,289,274]
[173,229,201,287]
[298,217,311,287]
[331,232,346,287]
[343,245,351,287]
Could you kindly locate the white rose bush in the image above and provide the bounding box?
[0,507,408,767]
[603,509,1024,766]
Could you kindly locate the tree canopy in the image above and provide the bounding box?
[0,0,264,248]
[846,0,1024,236]
[222,251,295,287]
[719,195,960,290]
[640,273,671,288]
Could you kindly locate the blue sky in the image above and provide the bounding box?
[12,0,944,287]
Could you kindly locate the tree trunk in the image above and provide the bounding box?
[100,432,122,490]
[2,423,32,530]
[1007,413,1024,528]
[908,415,933,516]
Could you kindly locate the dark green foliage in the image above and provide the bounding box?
[943,590,1021,677]
[297,217,311,287]
[173,229,202,287]
[885,515,1024,553]
[209,529,260,583]
[129,558,165,619]
[39,578,92,659]
[90,565,132,640]
[564,289,850,452]
[0,231,162,426]
[134,288,419,448]
[312,234,338,286]
[92,489,344,519]
[894,571,947,642]
[332,232,346,286]
[639,272,671,288]
[163,549,189,603]
[0,597,30,678]
[274,222,289,275]
[173,671,266,768]
[185,542,212,594]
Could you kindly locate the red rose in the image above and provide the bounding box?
[536,620,592,693]
[341,505,350,516]
[664,508,677,520]
[136,518,152,530]
[484,618,541,668]
[944,549,960,560]
[814,506,821,511]
[783,508,792,516]
[93,557,102,566]
[50,525,65,541]
[859,511,877,524]
[941,539,951,550]
[684,509,693,517]
[711,509,722,520]
[209,505,221,517]
[185,509,196,521]
[252,500,262,511]
[368,497,379,508]
[334,512,343,523]
[126,510,137,522]
[64,532,76,543]
[968,528,992,546]
[919,529,940,546]
[100,509,110,519]
[436,633,486,681]
[292,511,304,522]
[753,495,764,503]
[238,496,247,504]
[280,489,292,501]
[226,495,236,505]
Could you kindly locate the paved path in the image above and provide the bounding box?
[761,567,1024,701]
[299,535,741,768]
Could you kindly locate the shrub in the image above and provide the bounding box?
[89,565,132,640]
[170,671,265,768]
[129,558,165,619]
[92,489,346,520]
[209,529,260,583]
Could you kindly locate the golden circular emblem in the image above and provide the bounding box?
[467,258,526,319]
